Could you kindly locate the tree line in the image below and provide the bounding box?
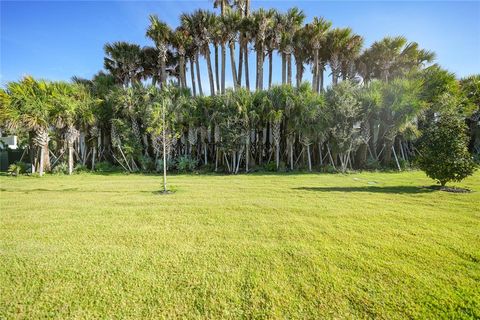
[1,2,479,176]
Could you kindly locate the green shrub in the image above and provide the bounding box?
[138,155,154,172]
[156,158,176,172]
[263,162,277,172]
[417,113,477,186]
[95,161,120,172]
[7,161,27,176]
[74,164,89,173]
[321,164,337,173]
[176,156,198,172]
[52,163,68,175]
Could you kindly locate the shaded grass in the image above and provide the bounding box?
[0,171,479,319]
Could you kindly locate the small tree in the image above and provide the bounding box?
[417,113,477,187]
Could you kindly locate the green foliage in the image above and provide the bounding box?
[95,161,120,173]
[52,163,68,175]
[7,161,27,176]
[74,164,89,173]
[417,113,477,186]
[156,158,176,172]
[176,155,198,172]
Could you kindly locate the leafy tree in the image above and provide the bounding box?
[417,113,477,187]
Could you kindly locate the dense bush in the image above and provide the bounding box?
[417,113,477,186]
[176,156,198,172]
[7,161,27,176]
[52,163,68,175]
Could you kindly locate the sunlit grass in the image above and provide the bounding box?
[1,171,479,318]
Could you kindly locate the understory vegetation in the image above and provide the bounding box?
[1,172,479,318]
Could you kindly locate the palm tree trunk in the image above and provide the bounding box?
[179,55,186,88]
[281,52,286,84]
[268,51,273,89]
[295,58,303,88]
[312,49,319,91]
[214,44,220,93]
[244,44,250,90]
[39,145,45,176]
[307,144,312,171]
[195,53,203,96]
[287,53,292,85]
[205,47,216,96]
[238,38,243,86]
[229,42,239,89]
[221,43,226,94]
[68,144,74,175]
[92,146,96,171]
[319,63,324,92]
[190,58,197,97]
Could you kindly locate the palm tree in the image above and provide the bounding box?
[339,33,363,81]
[221,10,241,91]
[277,8,305,85]
[234,0,251,89]
[104,42,142,87]
[306,17,331,92]
[146,15,172,88]
[264,9,281,89]
[2,77,53,176]
[170,27,191,88]
[250,9,272,91]
[326,28,354,85]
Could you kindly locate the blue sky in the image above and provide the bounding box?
[1,0,479,90]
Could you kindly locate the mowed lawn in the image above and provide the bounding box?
[0,171,479,319]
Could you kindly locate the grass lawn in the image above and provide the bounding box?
[1,171,479,319]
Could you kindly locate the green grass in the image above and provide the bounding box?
[1,171,479,319]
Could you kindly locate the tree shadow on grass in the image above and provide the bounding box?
[293,186,435,194]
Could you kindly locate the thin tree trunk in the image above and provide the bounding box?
[319,64,324,92]
[195,53,203,96]
[190,58,197,97]
[287,53,292,85]
[162,100,167,192]
[68,145,73,175]
[244,44,250,90]
[179,55,186,88]
[91,146,96,171]
[229,42,239,89]
[307,144,312,171]
[214,44,220,93]
[312,49,318,91]
[221,43,226,94]
[205,47,215,96]
[39,145,45,176]
[281,52,286,84]
[295,58,303,88]
[268,51,273,89]
[238,38,243,86]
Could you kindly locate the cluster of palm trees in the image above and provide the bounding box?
[104,3,435,96]
[1,2,478,176]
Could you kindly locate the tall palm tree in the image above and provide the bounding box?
[277,8,305,85]
[326,28,353,86]
[146,15,172,88]
[181,12,203,96]
[250,9,272,91]
[104,42,142,87]
[221,10,241,91]
[339,33,364,81]
[306,17,331,92]
[234,0,250,89]
[170,27,191,88]
[182,10,216,96]
[264,9,281,89]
